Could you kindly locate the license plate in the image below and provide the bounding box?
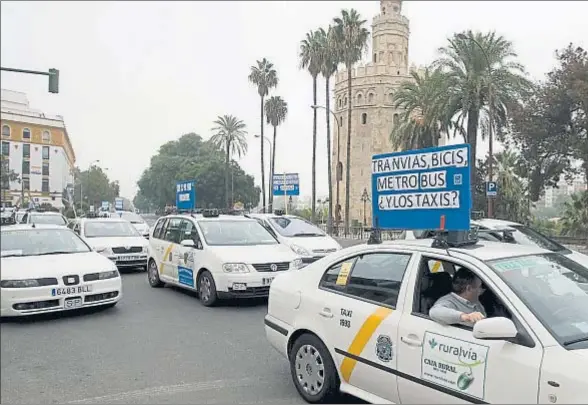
[118,255,137,261]
[232,283,247,291]
[52,285,92,296]
[262,277,275,286]
[64,296,83,309]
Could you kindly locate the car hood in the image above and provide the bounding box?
[284,236,342,255]
[131,223,150,234]
[84,236,149,249]
[1,251,117,279]
[207,244,299,264]
[564,249,588,268]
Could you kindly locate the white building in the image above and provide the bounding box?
[1,89,76,209]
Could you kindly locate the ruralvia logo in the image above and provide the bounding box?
[428,338,438,349]
[430,338,481,362]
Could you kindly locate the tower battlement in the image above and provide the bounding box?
[334,63,414,86]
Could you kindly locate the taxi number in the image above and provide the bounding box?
[118,255,139,261]
[262,277,275,286]
[52,285,92,296]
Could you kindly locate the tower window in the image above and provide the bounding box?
[393,113,399,125]
[397,70,400,75]
[339,116,343,127]
[361,113,367,125]
[22,128,31,139]
[373,53,377,63]
[336,162,343,182]
[368,93,374,103]
[389,93,394,103]
[357,94,362,104]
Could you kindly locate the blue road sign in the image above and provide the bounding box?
[371,143,472,231]
[114,197,124,211]
[272,173,300,196]
[176,180,196,211]
[486,181,498,197]
[101,201,109,210]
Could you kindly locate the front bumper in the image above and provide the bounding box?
[301,255,326,266]
[0,278,123,317]
[214,271,290,298]
[105,253,148,268]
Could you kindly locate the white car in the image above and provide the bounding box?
[246,212,342,265]
[70,217,149,270]
[1,224,122,317]
[20,210,68,227]
[147,210,303,306]
[114,211,151,238]
[265,235,588,404]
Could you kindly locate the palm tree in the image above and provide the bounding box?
[333,9,370,232]
[435,30,530,188]
[210,115,248,209]
[264,96,288,211]
[560,191,588,237]
[318,26,339,233]
[492,150,529,223]
[299,30,323,223]
[249,58,278,212]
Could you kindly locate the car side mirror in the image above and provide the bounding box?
[473,317,518,340]
[180,239,195,248]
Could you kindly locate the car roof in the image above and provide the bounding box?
[160,214,256,223]
[28,211,63,215]
[1,223,68,232]
[476,218,521,228]
[247,213,298,219]
[81,217,127,223]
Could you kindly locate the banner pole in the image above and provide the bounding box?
[283,173,288,215]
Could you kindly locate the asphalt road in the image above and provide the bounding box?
[1,270,364,405]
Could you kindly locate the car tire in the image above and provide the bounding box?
[197,270,218,307]
[289,333,339,403]
[148,259,164,288]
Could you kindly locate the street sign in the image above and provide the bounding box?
[272,173,300,196]
[371,143,472,231]
[89,205,95,212]
[176,180,196,211]
[486,181,498,197]
[101,201,109,210]
[114,197,124,211]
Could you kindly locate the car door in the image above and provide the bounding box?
[159,217,183,283]
[396,253,543,404]
[312,249,416,404]
[174,219,203,289]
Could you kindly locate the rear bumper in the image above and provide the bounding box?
[264,315,291,359]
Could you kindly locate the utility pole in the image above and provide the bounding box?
[0,67,60,93]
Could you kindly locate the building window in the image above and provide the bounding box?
[373,53,377,63]
[42,179,49,193]
[42,130,51,142]
[357,94,362,104]
[336,162,343,182]
[22,160,30,175]
[361,113,367,125]
[368,93,374,103]
[42,146,50,160]
[389,92,394,103]
[22,143,30,158]
[22,178,30,191]
[339,116,343,127]
[2,125,10,137]
[1,141,9,156]
[393,113,400,125]
[344,97,348,106]
[22,128,31,139]
[1,178,8,190]
[42,162,50,176]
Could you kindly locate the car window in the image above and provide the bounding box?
[269,216,325,237]
[163,218,183,244]
[179,219,199,243]
[28,214,67,226]
[198,220,278,246]
[152,218,167,240]
[119,211,144,224]
[1,228,91,257]
[320,253,411,307]
[84,221,139,238]
[508,225,568,253]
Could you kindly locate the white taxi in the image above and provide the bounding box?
[265,234,588,404]
[1,224,122,317]
[20,210,68,227]
[147,210,303,306]
[246,212,342,266]
[72,217,149,270]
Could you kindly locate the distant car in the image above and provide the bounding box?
[246,212,342,265]
[20,211,68,227]
[115,211,150,238]
[71,217,149,270]
[1,224,122,317]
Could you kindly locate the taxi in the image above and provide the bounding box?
[20,209,68,227]
[246,211,342,265]
[264,231,588,404]
[147,209,304,306]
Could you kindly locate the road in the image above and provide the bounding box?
[0,270,363,404]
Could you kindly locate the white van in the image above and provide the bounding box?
[246,212,342,266]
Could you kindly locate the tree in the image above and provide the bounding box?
[299,29,323,223]
[318,26,339,233]
[560,191,588,237]
[332,9,370,232]
[435,30,530,189]
[74,166,118,211]
[210,115,248,209]
[249,58,278,212]
[137,133,260,210]
[264,96,288,211]
[133,190,153,213]
[492,150,531,223]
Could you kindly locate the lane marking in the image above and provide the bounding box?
[339,306,393,383]
[159,243,174,274]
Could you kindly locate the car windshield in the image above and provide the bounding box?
[198,220,278,246]
[498,224,568,252]
[118,212,145,224]
[268,216,325,237]
[1,228,91,257]
[488,253,588,349]
[16,212,26,222]
[28,213,67,226]
[84,221,139,238]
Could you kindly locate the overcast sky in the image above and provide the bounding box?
[1,1,587,200]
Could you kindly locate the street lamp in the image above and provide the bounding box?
[311,104,339,233]
[456,33,494,218]
[254,134,273,211]
[361,188,370,227]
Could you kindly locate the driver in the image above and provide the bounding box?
[429,268,487,326]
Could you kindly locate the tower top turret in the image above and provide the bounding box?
[380,0,402,17]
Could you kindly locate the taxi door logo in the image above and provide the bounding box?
[375,335,393,362]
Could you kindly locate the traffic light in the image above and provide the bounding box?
[48,68,59,93]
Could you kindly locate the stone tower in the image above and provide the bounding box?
[331,0,416,228]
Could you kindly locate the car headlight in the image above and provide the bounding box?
[142,246,148,253]
[222,263,250,273]
[290,244,311,257]
[95,246,112,254]
[292,258,304,269]
[99,270,119,280]
[1,279,42,288]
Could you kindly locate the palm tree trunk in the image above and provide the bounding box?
[270,125,277,211]
[467,107,479,200]
[344,66,352,233]
[311,75,318,223]
[225,142,231,210]
[260,96,266,213]
[325,76,333,234]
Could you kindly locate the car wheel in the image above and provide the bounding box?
[289,334,339,403]
[198,270,218,307]
[148,260,164,288]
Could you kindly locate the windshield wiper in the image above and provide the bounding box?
[563,336,588,346]
[36,251,78,256]
[293,232,323,237]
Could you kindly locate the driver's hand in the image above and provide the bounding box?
[460,312,485,323]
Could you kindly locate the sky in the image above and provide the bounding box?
[1,1,587,201]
